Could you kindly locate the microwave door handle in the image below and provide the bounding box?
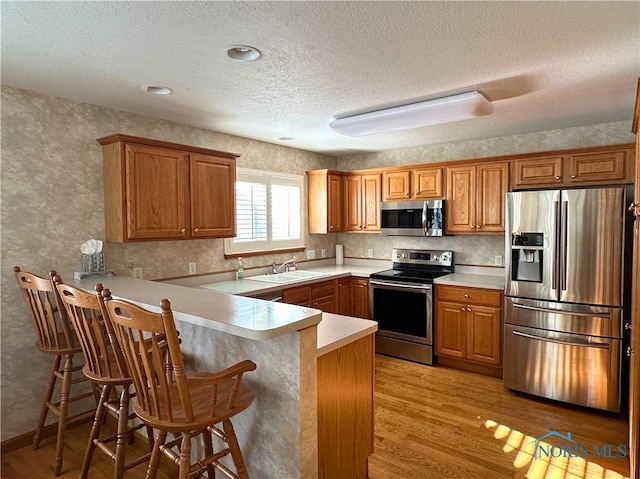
[422,202,427,235]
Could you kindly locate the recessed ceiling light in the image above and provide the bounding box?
[141,85,173,95]
[278,137,295,141]
[227,45,262,62]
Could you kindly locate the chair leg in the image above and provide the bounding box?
[113,386,131,479]
[80,383,111,479]
[223,420,249,479]
[33,355,61,450]
[53,353,74,476]
[203,428,216,479]
[145,430,167,479]
[178,433,191,479]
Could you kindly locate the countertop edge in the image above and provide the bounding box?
[317,313,378,356]
[434,273,505,291]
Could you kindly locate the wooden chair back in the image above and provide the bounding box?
[13,266,79,353]
[54,279,129,383]
[104,298,193,422]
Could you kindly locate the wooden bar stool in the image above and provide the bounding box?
[103,296,257,479]
[13,266,95,475]
[54,278,154,479]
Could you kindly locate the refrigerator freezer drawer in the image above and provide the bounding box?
[503,324,621,412]
[504,297,623,339]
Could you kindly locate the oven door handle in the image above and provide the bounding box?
[511,330,610,349]
[369,279,432,291]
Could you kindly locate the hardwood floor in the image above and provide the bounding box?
[2,354,630,479]
[369,355,630,479]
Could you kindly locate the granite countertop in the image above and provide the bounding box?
[434,272,506,290]
[69,275,322,341]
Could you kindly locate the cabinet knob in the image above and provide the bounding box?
[625,322,632,330]
[475,226,480,230]
[405,193,410,197]
[467,307,472,312]
[555,176,561,180]
[181,229,186,234]
[464,293,469,298]
[470,225,476,230]
[461,307,466,311]
[194,228,199,233]
[627,346,634,358]
[571,175,577,178]
[363,225,367,229]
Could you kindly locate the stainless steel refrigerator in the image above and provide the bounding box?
[504,187,628,412]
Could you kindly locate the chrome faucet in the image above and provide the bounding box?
[272,258,296,274]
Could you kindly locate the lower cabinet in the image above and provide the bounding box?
[282,279,339,313]
[318,334,374,479]
[435,285,503,377]
[283,277,370,318]
[337,277,371,318]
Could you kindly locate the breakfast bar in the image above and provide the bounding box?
[69,275,377,479]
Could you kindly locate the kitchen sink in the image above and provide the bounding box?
[246,270,330,284]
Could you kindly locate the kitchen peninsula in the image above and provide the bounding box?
[69,274,377,479]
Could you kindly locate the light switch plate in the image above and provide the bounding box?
[189,262,197,274]
[494,255,503,266]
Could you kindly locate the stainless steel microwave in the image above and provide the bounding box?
[380,200,444,236]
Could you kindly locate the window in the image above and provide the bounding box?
[224,168,304,255]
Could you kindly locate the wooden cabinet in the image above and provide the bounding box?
[511,146,635,189]
[337,277,370,318]
[282,279,338,313]
[307,170,343,234]
[435,285,503,375]
[445,162,508,234]
[98,134,237,243]
[382,167,443,201]
[318,334,374,479]
[343,173,381,232]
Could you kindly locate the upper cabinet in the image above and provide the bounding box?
[382,167,443,201]
[511,145,635,189]
[446,162,509,234]
[307,170,343,234]
[343,173,381,232]
[98,134,238,243]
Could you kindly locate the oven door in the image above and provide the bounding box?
[369,279,432,345]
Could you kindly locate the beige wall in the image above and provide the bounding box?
[1,86,635,442]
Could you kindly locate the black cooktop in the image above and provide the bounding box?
[369,268,449,284]
[369,248,454,284]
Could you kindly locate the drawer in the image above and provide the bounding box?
[436,285,502,307]
[282,285,311,306]
[312,280,336,299]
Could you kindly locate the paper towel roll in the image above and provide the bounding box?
[335,244,344,265]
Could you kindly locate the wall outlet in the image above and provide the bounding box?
[132,267,143,279]
[321,248,326,258]
[189,262,197,274]
[494,255,503,266]
[306,249,316,260]
[367,249,374,258]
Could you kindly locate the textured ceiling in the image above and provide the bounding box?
[2,1,639,156]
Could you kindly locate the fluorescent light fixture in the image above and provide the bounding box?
[329,91,494,137]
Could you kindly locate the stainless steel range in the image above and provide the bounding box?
[369,248,454,365]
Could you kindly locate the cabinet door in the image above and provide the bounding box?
[566,151,628,184]
[190,154,236,238]
[328,174,343,232]
[466,305,502,365]
[435,301,466,359]
[124,144,189,240]
[351,278,370,319]
[361,174,381,231]
[476,163,509,233]
[343,174,363,231]
[337,278,352,316]
[283,285,311,307]
[413,167,443,199]
[445,165,476,234]
[382,171,411,201]
[512,156,563,188]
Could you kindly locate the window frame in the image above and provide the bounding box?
[224,168,305,257]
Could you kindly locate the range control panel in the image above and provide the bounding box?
[392,248,453,267]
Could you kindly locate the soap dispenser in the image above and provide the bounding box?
[236,257,244,280]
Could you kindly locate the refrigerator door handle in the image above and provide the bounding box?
[560,200,569,292]
[552,200,559,291]
[512,330,611,349]
[512,302,612,319]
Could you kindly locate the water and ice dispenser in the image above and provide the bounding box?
[510,232,544,282]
